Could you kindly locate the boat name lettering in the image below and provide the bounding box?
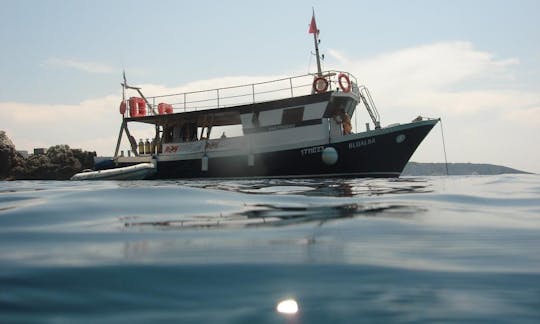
[348,138,375,149]
[163,144,180,154]
[301,146,325,156]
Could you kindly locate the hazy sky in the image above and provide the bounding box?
[1,0,539,173]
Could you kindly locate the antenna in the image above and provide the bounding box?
[121,70,126,101]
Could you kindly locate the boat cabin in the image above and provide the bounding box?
[114,71,378,164]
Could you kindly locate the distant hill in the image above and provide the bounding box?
[402,162,531,176]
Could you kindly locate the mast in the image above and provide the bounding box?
[309,10,322,76]
[313,28,322,76]
[114,71,127,158]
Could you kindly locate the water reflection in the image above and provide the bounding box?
[119,178,430,231]
[178,177,433,197]
[123,202,424,230]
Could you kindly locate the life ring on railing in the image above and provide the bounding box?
[137,98,146,116]
[312,77,329,93]
[129,97,139,117]
[119,101,127,115]
[158,103,173,114]
[338,73,351,93]
[128,97,147,117]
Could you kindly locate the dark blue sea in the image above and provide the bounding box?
[1,175,539,323]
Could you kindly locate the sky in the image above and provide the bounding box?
[1,0,539,173]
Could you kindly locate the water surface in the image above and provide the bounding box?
[1,175,539,323]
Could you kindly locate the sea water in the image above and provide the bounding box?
[1,175,539,323]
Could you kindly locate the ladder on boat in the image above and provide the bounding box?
[358,85,381,129]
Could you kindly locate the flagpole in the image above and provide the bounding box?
[309,10,323,77]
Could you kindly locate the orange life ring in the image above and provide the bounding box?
[338,73,351,93]
[158,103,174,114]
[312,77,329,93]
[129,97,139,117]
[158,103,167,114]
[119,101,127,115]
[137,98,146,116]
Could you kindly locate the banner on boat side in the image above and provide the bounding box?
[163,144,180,154]
[162,142,206,155]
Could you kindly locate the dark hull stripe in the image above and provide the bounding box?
[131,121,437,179]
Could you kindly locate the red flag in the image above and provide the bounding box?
[308,14,318,34]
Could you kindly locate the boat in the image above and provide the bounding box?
[71,160,156,180]
[104,15,438,180]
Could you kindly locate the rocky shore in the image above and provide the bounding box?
[1,131,95,180]
[402,162,530,176]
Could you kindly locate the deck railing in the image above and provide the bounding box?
[137,71,359,114]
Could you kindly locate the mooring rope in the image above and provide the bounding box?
[439,118,449,176]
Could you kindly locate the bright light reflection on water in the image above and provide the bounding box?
[276,298,299,314]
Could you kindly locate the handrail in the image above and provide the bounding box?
[127,71,359,114]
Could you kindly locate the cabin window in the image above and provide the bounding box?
[281,107,304,125]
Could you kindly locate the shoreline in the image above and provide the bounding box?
[2,131,532,181]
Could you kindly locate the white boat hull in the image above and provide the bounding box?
[70,162,156,180]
